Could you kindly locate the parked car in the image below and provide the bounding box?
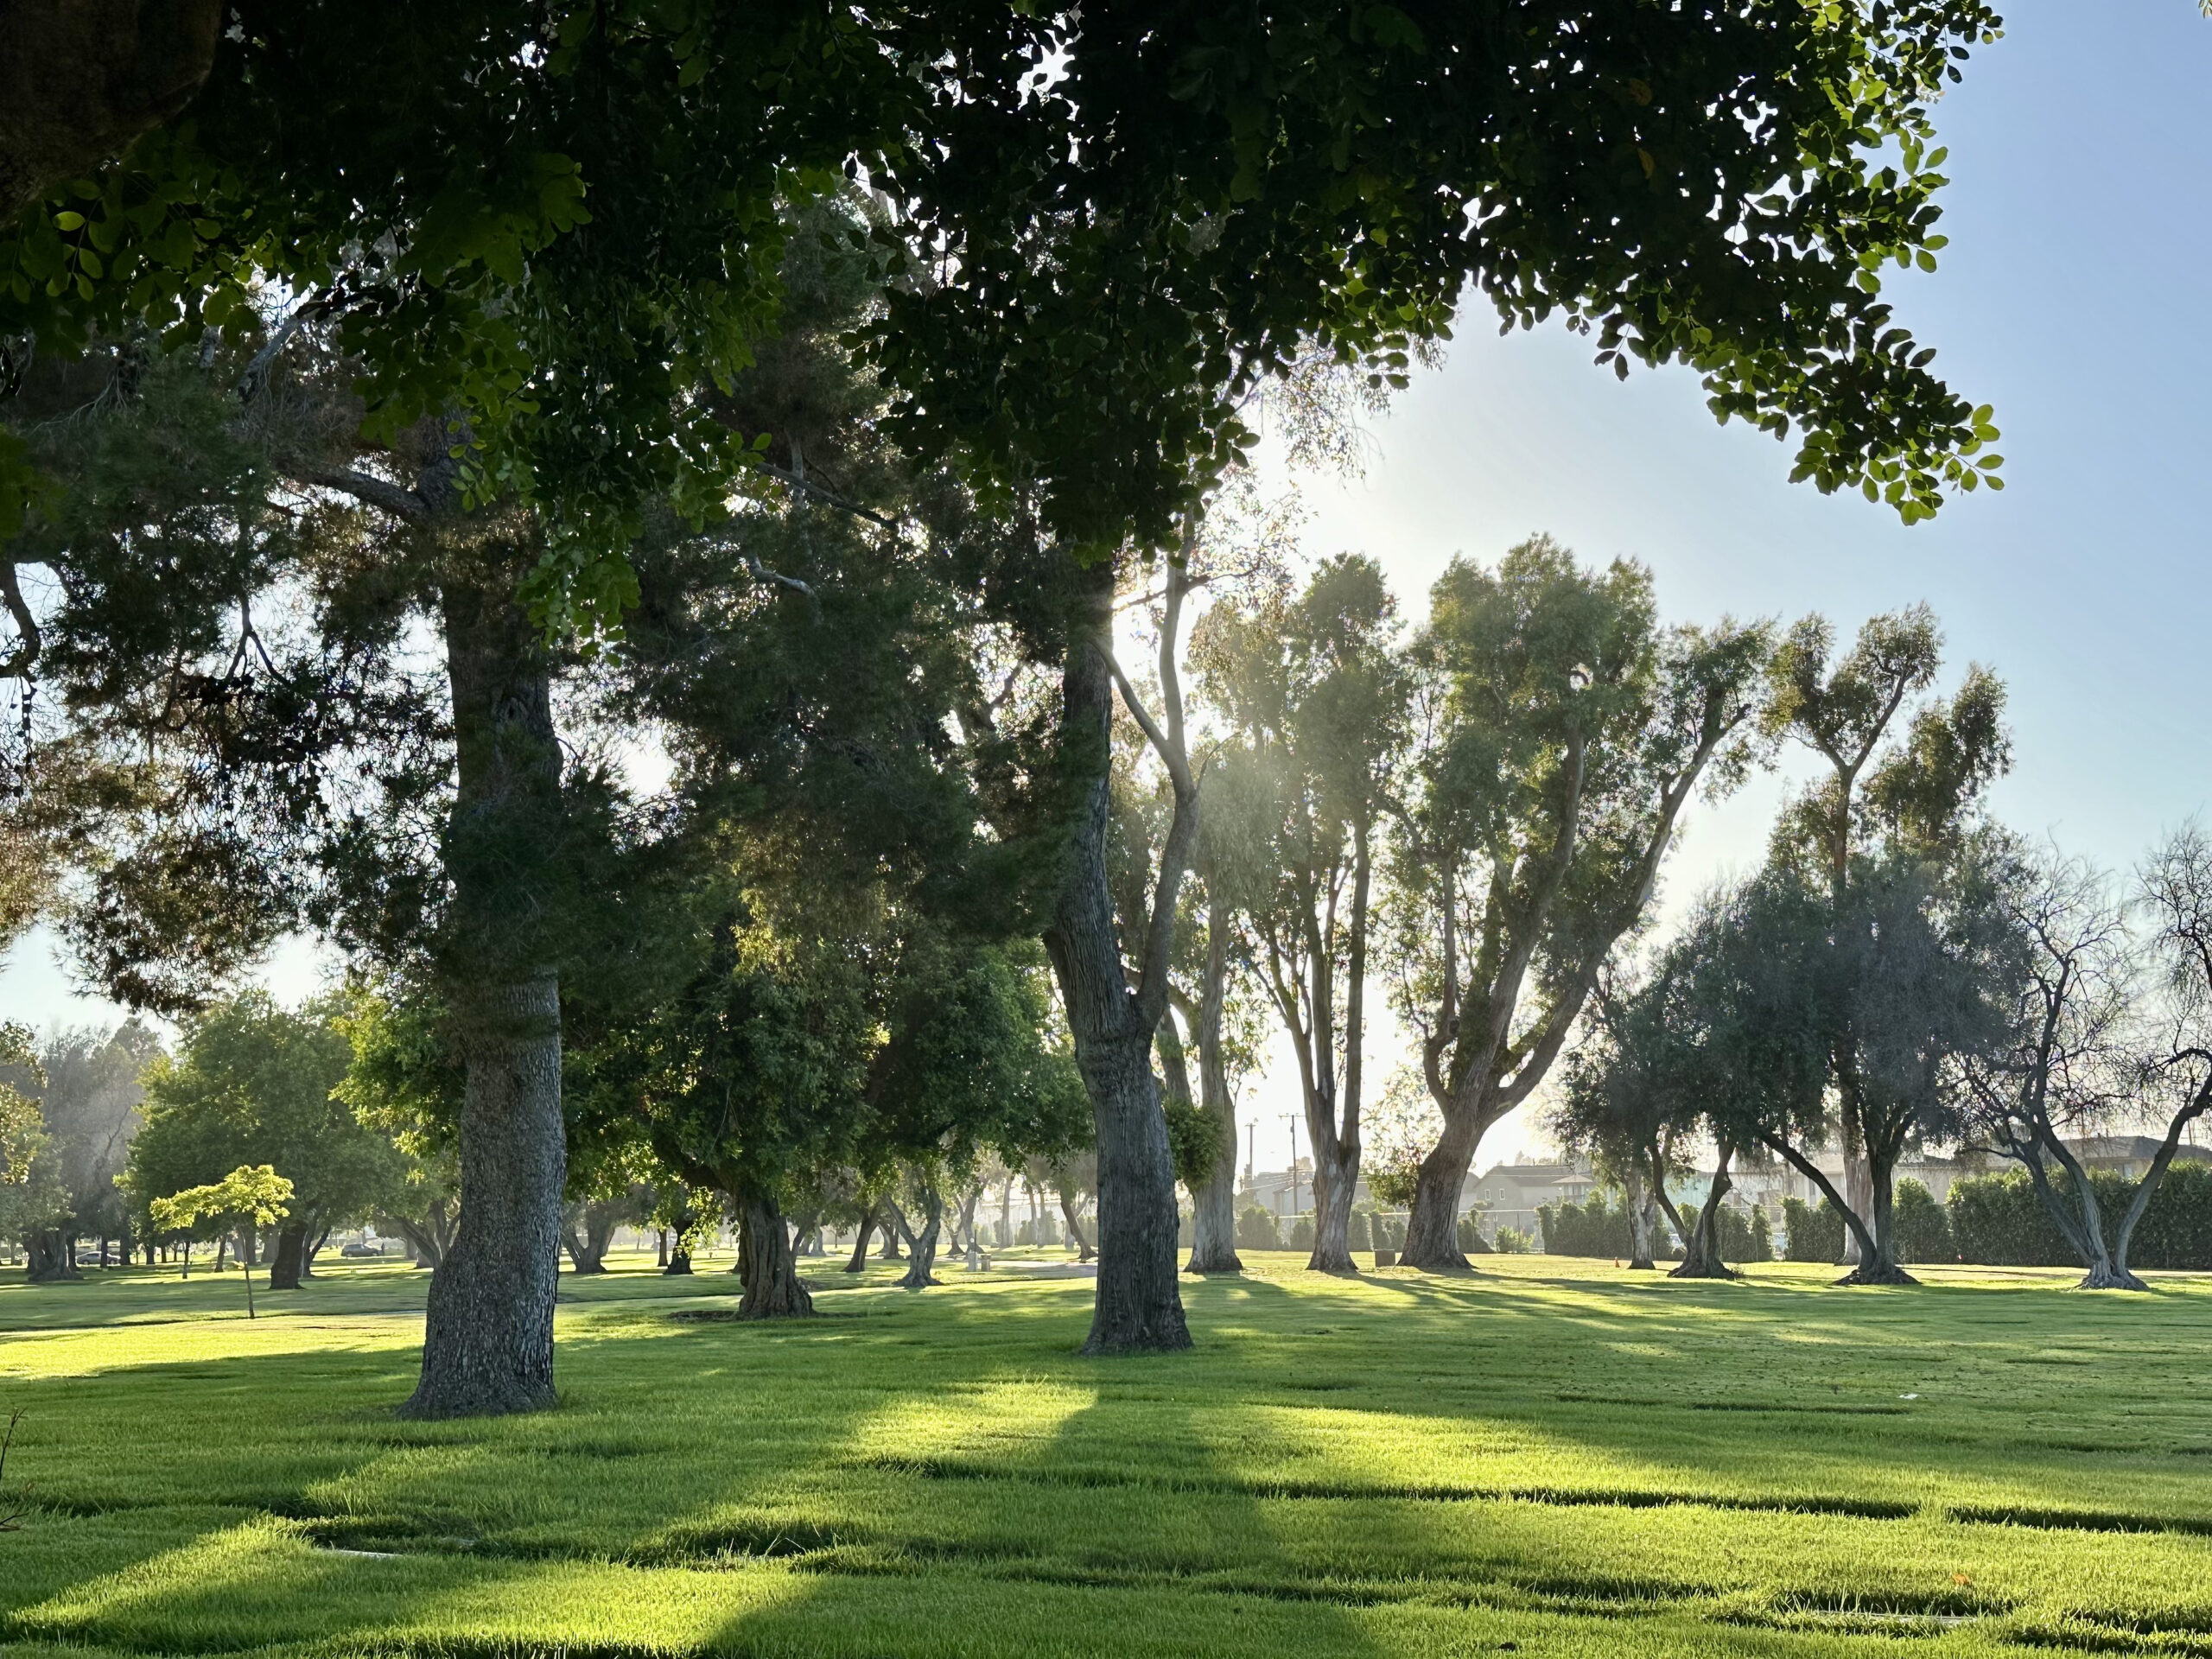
[340,1242,382,1258]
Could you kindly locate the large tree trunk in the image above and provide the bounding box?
[1670,1147,1739,1280]
[900,1185,945,1289]
[842,1211,875,1272]
[1042,563,1189,1354]
[736,1186,813,1318]
[1307,1138,1359,1274]
[404,575,568,1419]
[24,1229,79,1281]
[266,1219,310,1291]
[1401,1110,1483,1272]
[1184,906,1243,1274]
[1624,1160,1657,1271]
[1833,1139,1916,1287]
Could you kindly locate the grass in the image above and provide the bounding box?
[3,1249,2212,1657]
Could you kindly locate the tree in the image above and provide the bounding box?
[129,990,406,1288]
[1553,976,1693,1271]
[1656,880,1834,1279]
[0,1020,162,1276]
[6,0,2012,1376]
[1192,556,1408,1272]
[2070,825,2212,1287]
[1957,844,2148,1287]
[149,1163,292,1318]
[331,986,464,1270]
[1763,609,2012,1281]
[1386,538,1771,1270]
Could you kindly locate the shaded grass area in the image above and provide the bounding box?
[4,1251,2212,1655]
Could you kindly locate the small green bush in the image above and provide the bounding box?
[1457,1213,1494,1254]
[1495,1226,1534,1254]
[1289,1215,1315,1251]
[1891,1179,1952,1263]
[1348,1209,1373,1251]
[1781,1195,1847,1263]
[1236,1205,1283,1251]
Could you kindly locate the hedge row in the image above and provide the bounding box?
[1535,1194,1775,1263]
[1781,1179,1952,1263]
[1948,1162,2212,1268]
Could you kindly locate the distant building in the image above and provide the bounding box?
[2061,1135,2212,1179]
[1465,1156,1597,1240]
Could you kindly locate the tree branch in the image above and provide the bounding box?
[290,467,429,523]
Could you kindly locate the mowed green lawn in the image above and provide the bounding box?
[3,1250,2210,1658]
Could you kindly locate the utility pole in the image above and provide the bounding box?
[1245,1120,1256,1194]
[1284,1115,1301,1215]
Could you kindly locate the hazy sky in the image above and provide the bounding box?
[3,1,2205,1183]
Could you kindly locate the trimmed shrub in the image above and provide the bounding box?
[1289,1215,1316,1251]
[1891,1179,1952,1263]
[1236,1205,1283,1252]
[1537,1195,1633,1258]
[1781,1196,1847,1263]
[1348,1209,1373,1251]
[1457,1213,1494,1255]
[1494,1226,1534,1254]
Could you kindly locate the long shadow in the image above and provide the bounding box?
[10,1257,2212,1655]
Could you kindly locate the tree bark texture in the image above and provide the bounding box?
[737,1186,813,1318]
[0,0,221,222]
[266,1219,309,1291]
[1043,564,1191,1355]
[404,576,568,1418]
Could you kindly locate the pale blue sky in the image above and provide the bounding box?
[4,1,2205,1178]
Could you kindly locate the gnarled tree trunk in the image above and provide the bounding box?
[1670,1146,1740,1281]
[736,1185,813,1318]
[24,1229,79,1281]
[404,573,568,1419]
[900,1185,945,1288]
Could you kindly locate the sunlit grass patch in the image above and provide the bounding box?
[5,1251,2212,1655]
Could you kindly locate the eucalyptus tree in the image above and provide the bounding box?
[1764,607,2007,1236]
[1764,607,2011,1277]
[1385,538,1772,1271]
[0,1020,162,1275]
[1190,556,1408,1271]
